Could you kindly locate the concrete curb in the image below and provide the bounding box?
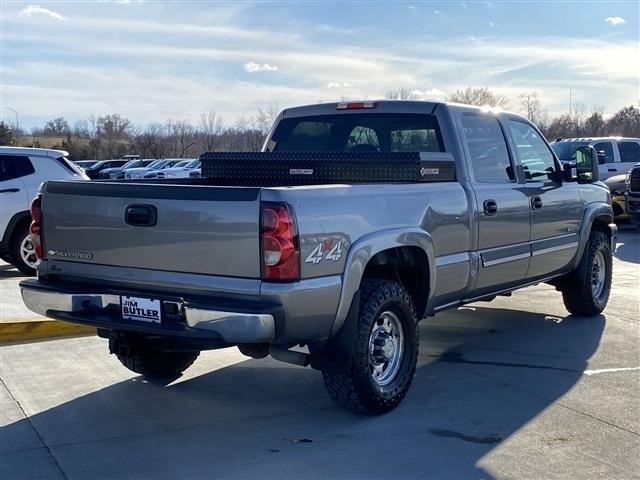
[0,318,95,344]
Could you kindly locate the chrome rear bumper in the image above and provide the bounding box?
[20,281,275,344]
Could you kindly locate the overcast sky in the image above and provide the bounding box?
[1,0,638,130]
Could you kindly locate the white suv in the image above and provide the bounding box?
[0,147,88,275]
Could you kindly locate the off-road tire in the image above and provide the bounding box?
[8,222,37,276]
[562,231,612,316]
[322,279,419,415]
[110,334,200,379]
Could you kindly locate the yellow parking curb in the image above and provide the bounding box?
[0,318,95,344]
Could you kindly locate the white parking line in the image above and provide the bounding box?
[583,367,640,376]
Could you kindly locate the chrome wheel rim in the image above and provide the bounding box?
[591,250,606,300]
[20,235,40,269]
[368,310,404,386]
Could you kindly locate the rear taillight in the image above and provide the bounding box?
[29,195,44,259]
[260,202,299,281]
[336,101,377,110]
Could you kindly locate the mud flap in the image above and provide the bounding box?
[309,291,360,374]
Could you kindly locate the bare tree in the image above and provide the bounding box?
[134,123,165,158]
[43,117,71,136]
[385,88,418,100]
[199,111,225,152]
[606,106,640,136]
[447,86,510,109]
[96,113,132,158]
[569,102,587,136]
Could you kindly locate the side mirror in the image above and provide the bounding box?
[575,146,599,183]
[563,162,577,182]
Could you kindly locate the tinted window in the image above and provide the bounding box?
[508,120,557,182]
[346,126,379,151]
[593,142,615,164]
[551,141,588,161]
[0,155,35,181]
[391,128,440,152]
[461,115,514,183]
[55,156,83,175]
[618,141,640,163]
[271,114,443,152]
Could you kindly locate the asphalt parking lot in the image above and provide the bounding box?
[1,229,638,480]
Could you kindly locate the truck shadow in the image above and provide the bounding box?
[1,305,604,479]
[613,229,640,264]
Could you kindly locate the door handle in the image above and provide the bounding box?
[608,168,617,172]
[124,204,157,227]
[483,199,498,216]
[0,188,20,193]
[531,196,543,209]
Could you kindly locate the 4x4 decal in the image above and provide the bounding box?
[305,240,343,264]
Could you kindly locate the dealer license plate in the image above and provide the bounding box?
[121,296,161,323]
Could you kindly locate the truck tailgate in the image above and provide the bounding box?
[41,181,261,278]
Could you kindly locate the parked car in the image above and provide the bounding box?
[21,101,615,414]
[74,160,99,169]
[99,159,155,179]
[155,159,199,178]
[1,147,88,275]
[604,173,630,222]
[84,160,129,180]
[550,137,640,179]
[625,163,640,229]
[125,159,185,179]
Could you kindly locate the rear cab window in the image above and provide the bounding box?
[269,114,443,153]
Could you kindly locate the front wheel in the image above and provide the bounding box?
[562,231,612,316]
[322,279,419,415]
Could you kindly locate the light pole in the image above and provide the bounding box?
[4,106,19,131]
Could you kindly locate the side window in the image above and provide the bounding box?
[0,155,34,181]
[507,120,557,182]
[55,156,83,175]
[618,141,640,163]
[461,115,514,183]
[390,128,439,152]
[593,142,615,164]
[346,126,379,151]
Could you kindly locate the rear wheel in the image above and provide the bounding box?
[561,231,612,316]
[322,279,419,415]
[109,333,200,379]
[8,222,38,276]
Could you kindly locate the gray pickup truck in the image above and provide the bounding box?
[21,101,616,415]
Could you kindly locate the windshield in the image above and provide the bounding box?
[173,161,189,168]
[551,141,589,161]
[147,160,164,168]
[269,113,443,152]
[186,160,200,168]
[122,160,144,168]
